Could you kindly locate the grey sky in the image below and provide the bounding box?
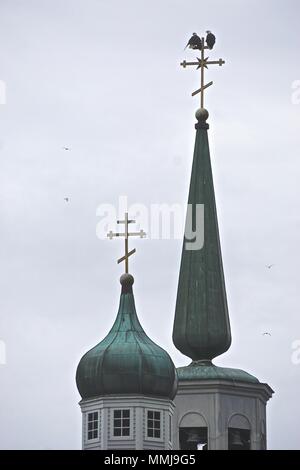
[0,0,300,449]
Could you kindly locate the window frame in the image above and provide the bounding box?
[146,409,163,441]
[86,410,100,442]
[111,408,133,440]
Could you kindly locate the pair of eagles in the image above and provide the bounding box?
[185,31,216,50]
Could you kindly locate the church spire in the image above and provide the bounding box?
[173,37,231,363]
[173,109,231,362]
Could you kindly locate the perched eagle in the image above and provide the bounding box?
[206,30,216,49]
[185,33,202,50]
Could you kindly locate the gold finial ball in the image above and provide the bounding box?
[195,108,209,122]
[120,273,134,286]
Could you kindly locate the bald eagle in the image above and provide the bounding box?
[185,33,202,50]
[206,30,216,49]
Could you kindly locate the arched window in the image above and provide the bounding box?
[228,414,251,450]
[179,412,208,450]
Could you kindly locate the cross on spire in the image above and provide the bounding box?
[107,212,146,273]
[180,37,225,108]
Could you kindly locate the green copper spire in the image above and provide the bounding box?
[172,108,231,362]
[76,274,178,399]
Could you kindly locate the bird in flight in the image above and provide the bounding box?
[265,264,274,269]
[185,33,202,50]
[206,30,216,49]
[64,197,69,202]
[62,146,70,151]
[262,332,271,336]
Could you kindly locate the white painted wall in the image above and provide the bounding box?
[79,395,175,450]
[173,379,273,450]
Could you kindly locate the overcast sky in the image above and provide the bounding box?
[0,0,300,450]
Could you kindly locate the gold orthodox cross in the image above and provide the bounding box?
[107,212,146,273]
[180,37,225,108]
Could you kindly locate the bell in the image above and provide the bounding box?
[186,432,200,443]
[231,430,244,448]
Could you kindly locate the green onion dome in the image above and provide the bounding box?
[76,273,178,400]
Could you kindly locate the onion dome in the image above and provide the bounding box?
[76,273,178,400]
